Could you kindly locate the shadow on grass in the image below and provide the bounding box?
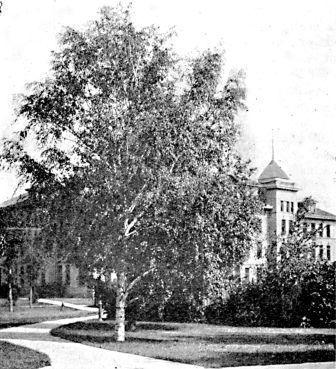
[188,350,336,368]
[183,333,336,346]
[0,322,36,329]
[52,328,179,344]
[64,321,178,331]
[136,322,178,331]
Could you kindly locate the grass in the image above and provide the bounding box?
[51,320,336,368]
[0,341,50,369]
[0,298,93,329]
[0,297,93,369]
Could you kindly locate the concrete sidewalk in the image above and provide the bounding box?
[0,316,204,369]
[38,298,100,313]
[0,312,334,369]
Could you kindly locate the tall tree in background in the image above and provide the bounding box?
[0,230,21,312]
[1,5,261,341]
[0,196,45,310]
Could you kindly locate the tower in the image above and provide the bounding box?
[258,159,299,259]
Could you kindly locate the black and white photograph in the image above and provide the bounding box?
[0,1,335,368]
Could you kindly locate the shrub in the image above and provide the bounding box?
[206,262,336,328]
[35,282,67,298]
[162,292,202,322]
[0,284,8,298]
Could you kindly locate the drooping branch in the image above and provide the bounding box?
[126,268,155,295]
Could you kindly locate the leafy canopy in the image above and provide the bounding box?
[1,6,261,297]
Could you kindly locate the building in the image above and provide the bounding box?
[0,194,89,297]
[241,159,336,282]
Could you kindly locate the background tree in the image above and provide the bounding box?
[211,197,336,328]
[1,5,261,340]
[0,195,45,309]
[0,231,20,312]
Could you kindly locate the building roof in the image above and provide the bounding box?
[305,208,336,221]
[0,194,28,208]
[258,160,290,182]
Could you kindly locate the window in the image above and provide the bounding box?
[281,201,284,212]
[256,242,262,259]
[65,264,71,286]
[286,201,290,212]
[257,267,263,281]
[327,245,331,261]
[303,223,307,233]
[291,202,294,213]
[289,220,294,234]
[319,223,323,237]
[319,245,323,259]
[311,223,316,232]
[281,219,286,235]
[313,243,317,259]
[326,225,331,238]
[244,267,250,282]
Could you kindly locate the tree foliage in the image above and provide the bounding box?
[205,197,336,328]
[0,196,45,308]
[1,5,261,339]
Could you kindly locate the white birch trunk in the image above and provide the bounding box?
[29,285,33,308]
[8,268,13,313]
[115,272,126,342]
[98,298,103,321]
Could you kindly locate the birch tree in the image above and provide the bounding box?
[1,5,261,340]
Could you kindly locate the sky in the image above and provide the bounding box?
[0,0,335,212]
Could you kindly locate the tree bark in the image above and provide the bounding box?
[115,271,127,342]
[29,284,33,308]
[98,298,103,321]
[8,268,13,313]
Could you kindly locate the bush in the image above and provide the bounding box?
[0,284,20,305]
[162,292,202,322]
[0,284,8,298]
[298,262,336,327]
[35,282,67,298]
[206,262,336,328]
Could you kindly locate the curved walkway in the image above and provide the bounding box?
[0,303,334,369]
[37,298,100,313]
[0,316,204,369]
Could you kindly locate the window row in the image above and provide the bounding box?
[303,223,331,238]
[280,200,294,213]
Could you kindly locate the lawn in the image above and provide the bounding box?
[0,297,94,369]
[0,341,50,369]
[0,298,94,329]
[51,320,336,368]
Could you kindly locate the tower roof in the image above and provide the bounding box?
[258,160,290,182]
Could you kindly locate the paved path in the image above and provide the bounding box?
[38,298,100,313]
[0,316,204,369]
[0,309,334,369]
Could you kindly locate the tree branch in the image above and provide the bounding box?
[126,268,154,294]
[124,211,144,237]
[128,296,140,305]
